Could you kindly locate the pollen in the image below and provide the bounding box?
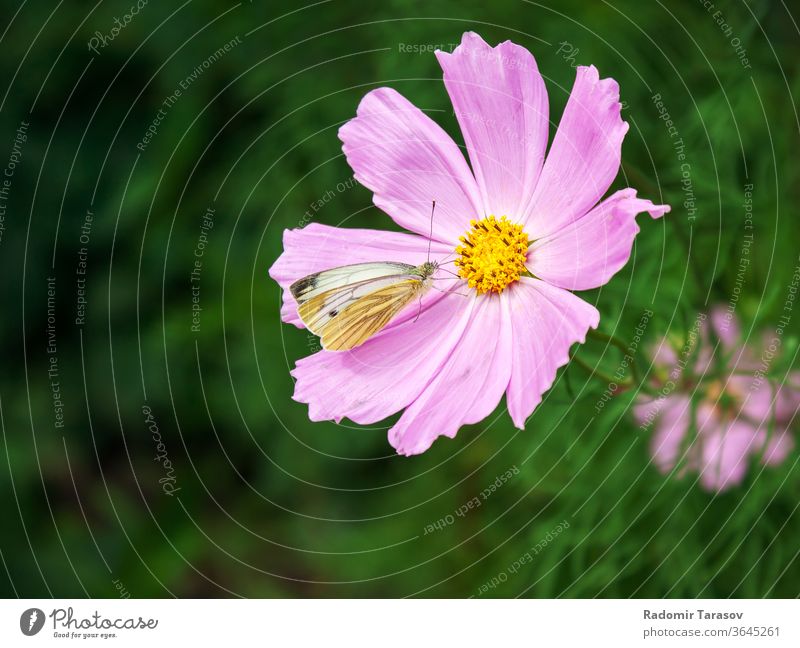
[455,216,529,294]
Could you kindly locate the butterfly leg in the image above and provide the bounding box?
[430,282,469,298]
[435,267,463,280]
[413,292,424,322]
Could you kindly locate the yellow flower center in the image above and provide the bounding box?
[455,216,529,294]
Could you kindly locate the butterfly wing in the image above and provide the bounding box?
[290,262,417,303]
[295,274,413,334]
[290,262,432,351]
[319,279,424,351]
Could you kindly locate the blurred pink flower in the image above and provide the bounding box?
[636,308,798,491]
[271,32,669,455]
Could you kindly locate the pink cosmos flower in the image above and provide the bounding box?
[635,308,798,491]
[270,32,669,455]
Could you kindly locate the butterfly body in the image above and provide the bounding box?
[290,260,438,351]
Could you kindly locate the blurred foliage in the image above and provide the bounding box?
[0,0,798,598]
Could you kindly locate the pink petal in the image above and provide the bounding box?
[338,87,483,243]
[647,395,692,473]
[735,373,800,426]
[291,293,472,425]
[504,278,599,427]
[709,305,740,348]
[527,188,669,291]
[734,376,798,464]
[698,419,759,492]
[435,32,548,220]
[761,426,794,466]
[523,65,629,239]
[388,294,512,456]
[648,336,679,370]
[734,376,773,426]
[632,400,654,426]
[268,223,453,327]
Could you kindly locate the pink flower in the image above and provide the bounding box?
[270,32,669,455]
[636,308,798,491]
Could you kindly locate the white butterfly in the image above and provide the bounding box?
[290,260,439,351]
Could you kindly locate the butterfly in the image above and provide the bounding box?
[290,260,439,351]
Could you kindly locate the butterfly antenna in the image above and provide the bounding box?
[415,201,436,325]
[426,200,435,263]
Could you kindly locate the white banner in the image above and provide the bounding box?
[0,599,796,646]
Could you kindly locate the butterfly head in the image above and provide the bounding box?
[419,260,438,279]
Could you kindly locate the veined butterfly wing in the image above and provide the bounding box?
[290,261,417,302]
[319,279,424,351]
[290,262,433,351]
[296,273,419,335]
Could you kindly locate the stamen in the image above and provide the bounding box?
[454,216,529,294]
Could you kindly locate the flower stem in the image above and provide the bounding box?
[569,351,629,389]
[587,329,643,387]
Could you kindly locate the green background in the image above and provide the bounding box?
[1,0,798,597]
